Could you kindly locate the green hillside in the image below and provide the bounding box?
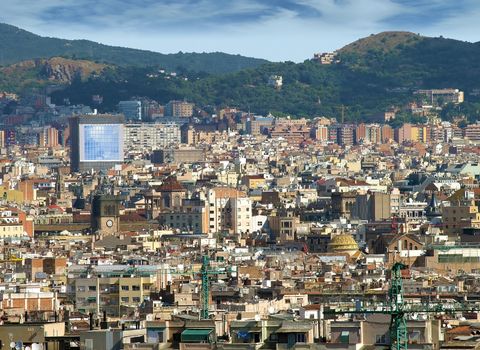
[4,29,480,121]
[0,23,268,74]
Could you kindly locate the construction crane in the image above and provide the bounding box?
[325,263,480,350]
[158,255,235,320]
[335,105,348,124]
[198,255,238,319]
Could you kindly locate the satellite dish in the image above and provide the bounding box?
[254,314,261,321]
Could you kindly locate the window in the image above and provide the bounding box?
[253,333,260,343]
[132,297,141,303]
[409,330,421,343]
[132,285,141,291]
[88,286,96,291]
[295,334,306,343]
[121,286,129,291]
[376,334,387,344]
[143,284,151,290]
[121,297,129,302]
[340,331,349,344]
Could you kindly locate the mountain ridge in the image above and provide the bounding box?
[3,27,480,121]
[0,23,269,74]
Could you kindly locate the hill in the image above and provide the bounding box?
[0,23,269,74]
[4,30,480,121]
[0,57,108,92]
[337,31,480,90]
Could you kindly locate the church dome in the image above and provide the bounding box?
[328,234,359,254]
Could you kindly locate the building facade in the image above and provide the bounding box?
[69,114,125,172]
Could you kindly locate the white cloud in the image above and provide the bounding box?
[1,0,480,61]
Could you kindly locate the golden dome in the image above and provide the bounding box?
[328,234,359,253]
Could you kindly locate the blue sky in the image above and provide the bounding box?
[1,0,479,62]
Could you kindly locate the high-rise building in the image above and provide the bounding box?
[381,125,394,143]
[118,100,142,121]
[337,124,355,146]
[312,125,328,142]
[0,130,5,149]
[465,122,480,142]
[69,114,125,172]
[38,127,59,148]
[124,123,180,152]
[207,187,252,236]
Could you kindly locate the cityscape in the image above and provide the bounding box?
[2,2,480,350]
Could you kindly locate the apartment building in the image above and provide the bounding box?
[207,187,252,236]
[158,199,209,234]
[74,272,156,317]
[442,200,480,237]
[0,207,28,238]
[165,100,194,117]
[414,88,464,106]
[124,123,181,152]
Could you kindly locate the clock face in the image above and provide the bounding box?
[106,219,114,228]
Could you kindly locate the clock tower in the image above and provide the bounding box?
[91,194,122,236]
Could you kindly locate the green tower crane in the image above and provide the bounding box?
[200,255,211,320]
[388,262,408,350]
[199,255,237,319]
[325,262,479,350]
[159,255,234,320]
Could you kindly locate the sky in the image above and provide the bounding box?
[1,0,479,62]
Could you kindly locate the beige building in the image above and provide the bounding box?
[442,200,480,236]
[0,323,65,350]
[330,314,440,348]
[207,187,252,237]
[158,199,209,234]
[269,210,301,243]
[165,100,194,117]
[74,274,156,317]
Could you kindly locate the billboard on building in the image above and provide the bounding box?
[79,124,124,162]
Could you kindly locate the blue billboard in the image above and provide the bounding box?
[79,124,124,162]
